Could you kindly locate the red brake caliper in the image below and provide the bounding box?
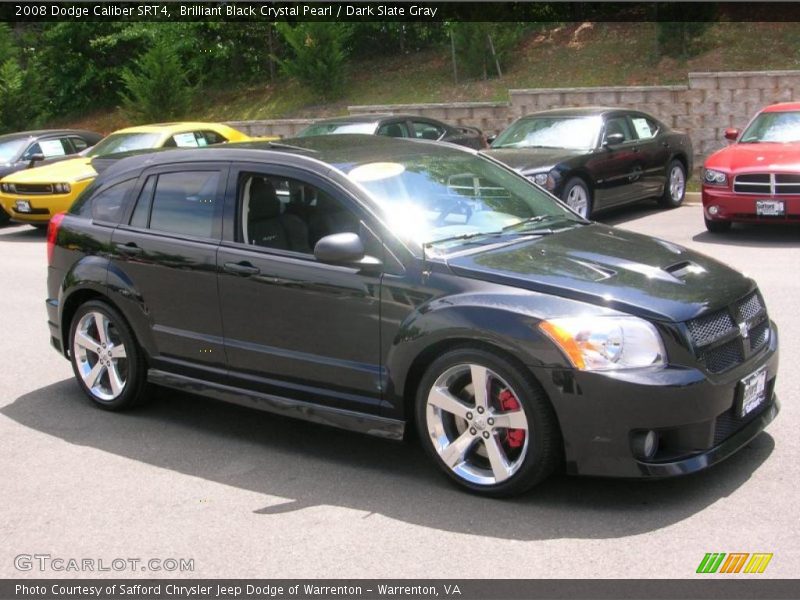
[497,389,525,449]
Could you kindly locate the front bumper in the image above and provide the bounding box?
[531,321,779,478]
[702,185,800,223]
[0,192,76,224]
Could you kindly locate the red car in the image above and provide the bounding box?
[702,102,800,232]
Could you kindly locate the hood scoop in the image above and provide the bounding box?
[664,260,707,280]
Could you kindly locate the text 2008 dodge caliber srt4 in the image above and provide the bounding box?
[46,135,779,496]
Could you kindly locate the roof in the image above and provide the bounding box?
[98,135,473,180]
[762,102,800,112]
[307,114,435,125]
[516,106,627,118]
[112,122,234,135]
[0,129,100,142]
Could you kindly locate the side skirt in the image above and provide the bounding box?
[147,369,405,440]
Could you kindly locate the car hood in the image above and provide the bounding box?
[2,157,96,184]
[483,147,586,173]
[705,142,800,173]
[445,224,753,322]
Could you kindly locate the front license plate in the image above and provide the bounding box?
[14,200,31,213]
[740,366,767,417]
[756,200,785,216]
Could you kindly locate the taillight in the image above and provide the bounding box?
[47,212,65,265]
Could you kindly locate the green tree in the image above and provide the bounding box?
[449,23,526,80]
[119,39,193,123]
[275,23,351,100]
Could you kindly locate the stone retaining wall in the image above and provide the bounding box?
[227,70,800,171]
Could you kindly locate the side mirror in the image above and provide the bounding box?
[486,135,497,145]
[724,128,740,141]
[314,232,381,270]
[27,153,45,168]
[604,132,625,147]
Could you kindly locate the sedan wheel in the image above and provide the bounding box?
[416,348,561,496]
[562,178,592,219]
[659,160,686,208]
[69,301,149,409]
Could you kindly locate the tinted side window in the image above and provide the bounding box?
[71,179,135,222]
[148,171,221,238]
[129,176,156,229]
[412,121,445,140]
[23,139,70,160]
[69,137,89,152]
[377,122,409,138]
[631,116,659,140]
[603,117,634,143]
[201,130,228,145]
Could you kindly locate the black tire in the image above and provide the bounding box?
[68,300,150,410]
[415,347,562,497]
[0,207,9,226]
[561,177,593,219]
[658,159,687,208]
[704,218,732,233]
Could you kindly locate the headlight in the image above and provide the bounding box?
[539,316,666,371]
[528,173,549,186]
[703,169,727,185]
[53,183,71,194]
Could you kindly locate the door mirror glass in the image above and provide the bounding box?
[724,128,740,141]
[604,132,625,146]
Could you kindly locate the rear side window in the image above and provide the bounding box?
[70,178,136,224]
[201,130,228,145]
[69,137,89,153]
[145,171,221,238]
[412,121,445,140]
[377,122,409,138]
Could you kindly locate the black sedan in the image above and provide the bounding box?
[485,107,693,218]
[47,135,777,497]
[297,114,487,150]
[0,128,102,224]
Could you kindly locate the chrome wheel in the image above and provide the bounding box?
[565,184,589,218]
[72,311,128,402]
[669,164,685,202]
[426,363,530,486]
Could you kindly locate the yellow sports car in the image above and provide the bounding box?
[0,122,251,225]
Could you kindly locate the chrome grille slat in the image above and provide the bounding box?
[733,173,800,195]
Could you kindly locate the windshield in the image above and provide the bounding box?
[344,152,582,251]
[298,123,377,137]
[0,138,28,162]
[740,111,800,143]
[492,116,602,150]
[86,132,162,157]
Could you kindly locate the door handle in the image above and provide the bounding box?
[115,242,142,256]
[223,261,260,276]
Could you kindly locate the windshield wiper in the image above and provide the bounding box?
[502,214,584,233]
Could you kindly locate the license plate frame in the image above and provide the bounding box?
[756,199,785,216]
[738,365,768,418]
[14,200,31,213]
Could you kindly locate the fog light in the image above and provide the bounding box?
[708,205,720,216]
[632,430,659,460]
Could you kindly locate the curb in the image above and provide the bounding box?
[685,192,701,205]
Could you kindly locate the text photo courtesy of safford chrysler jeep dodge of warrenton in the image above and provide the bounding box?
[46,135,778,497]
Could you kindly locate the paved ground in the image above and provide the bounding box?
[1,204,797,579]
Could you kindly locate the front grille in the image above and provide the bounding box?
[685,291,769,373]
[733,173,800,195]
[712,378,775,446]
[12,183,53,195]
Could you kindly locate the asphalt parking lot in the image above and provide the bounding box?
[1,203,797,579]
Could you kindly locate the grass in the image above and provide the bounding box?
[53,22,800,134]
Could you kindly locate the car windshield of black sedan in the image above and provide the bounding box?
[86,133,162,157]
[0,138,27,162]
[491,116,603,150]
[345,153,581,249]
[298,122,376,136]
[741,111,800,143]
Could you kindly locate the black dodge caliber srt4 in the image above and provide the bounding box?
[46,135,779,497]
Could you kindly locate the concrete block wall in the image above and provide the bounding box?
[228,70,800,172]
